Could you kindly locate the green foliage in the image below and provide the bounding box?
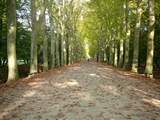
[0,0,7,66]
[81,0,160,76]
[16,22,31,64]
[0,0,160,81]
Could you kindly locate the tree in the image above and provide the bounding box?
[41,0,48,71]
[123,0,131,69]
[48,0,56,68]
[145,0,155,77]
[132,0,143,73]
[30,0,38,75]
[7,0,18,82]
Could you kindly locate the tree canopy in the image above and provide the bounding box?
[0,0,160,83]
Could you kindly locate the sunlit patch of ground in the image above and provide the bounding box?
[0,62,160,120]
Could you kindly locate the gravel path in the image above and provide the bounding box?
[0,62,160,120]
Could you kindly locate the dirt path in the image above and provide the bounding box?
[0,62,160,120]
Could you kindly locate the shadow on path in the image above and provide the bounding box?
[0,62,160,120]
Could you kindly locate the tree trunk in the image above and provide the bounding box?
[41,1,48,71]
[97,39,100,62]
[56,33,60,67]
[7,0,18,82]
[145,0,155,78]
[58,5,64,66]
[48,2,55,68]
[70,46,74,64]
[123,0,131,69]
[30,0,38,74]
[114,43,118,67]
[109,41,114,65]
[42,28,48,71]
[132,1,142,73]
[118,38,124,67]
[66,34,70,65]
[60,25,65,66]
[50,20,55,68]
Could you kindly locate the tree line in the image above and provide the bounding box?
[0,0,85,83]
[82,0,160,79]
[0,0,160,83]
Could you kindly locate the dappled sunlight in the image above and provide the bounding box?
[27,81,48,89]
[101,75,113,80]
[1,0,159,118]
[123,73,135,76]
[0,99,25,120]
[143,98,160,108]
[97,67,112,71]
[89,73,100,78]
[100,85,120,96]
[128,86,160,108]
[23,90,36,97]
[53,79,80,88]
[28,81,47,86]
[23,77,43,82]
[72,67,81,71]
[120,72,146,79]
[129,87,154,97]
[1,62,160,119]
[78,92,93,101]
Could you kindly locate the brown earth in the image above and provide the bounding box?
[0,62,160,120]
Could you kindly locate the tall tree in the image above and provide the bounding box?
[7,0,18,82]
[41,0,48,71]
[30,0,38,74]
[145,0,155,77]
[118,38,124,67]
[123,0,131,69]
[114,42,118,67]
[48,1,56,68]
[132,0,142,73]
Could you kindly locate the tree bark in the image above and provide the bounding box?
[66,33,70,65]
[132,1,142,73]
[50,19,56,68]
[109,41,114,65]
[7,0,18,82]
[114,43,118,67]
[145,0,155,78]
[48,1,56,68]
[56,33,60,67]
[123,0,131,69]
[41,1,48,71]
[30,0,38,74]
[118,38,124,67]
